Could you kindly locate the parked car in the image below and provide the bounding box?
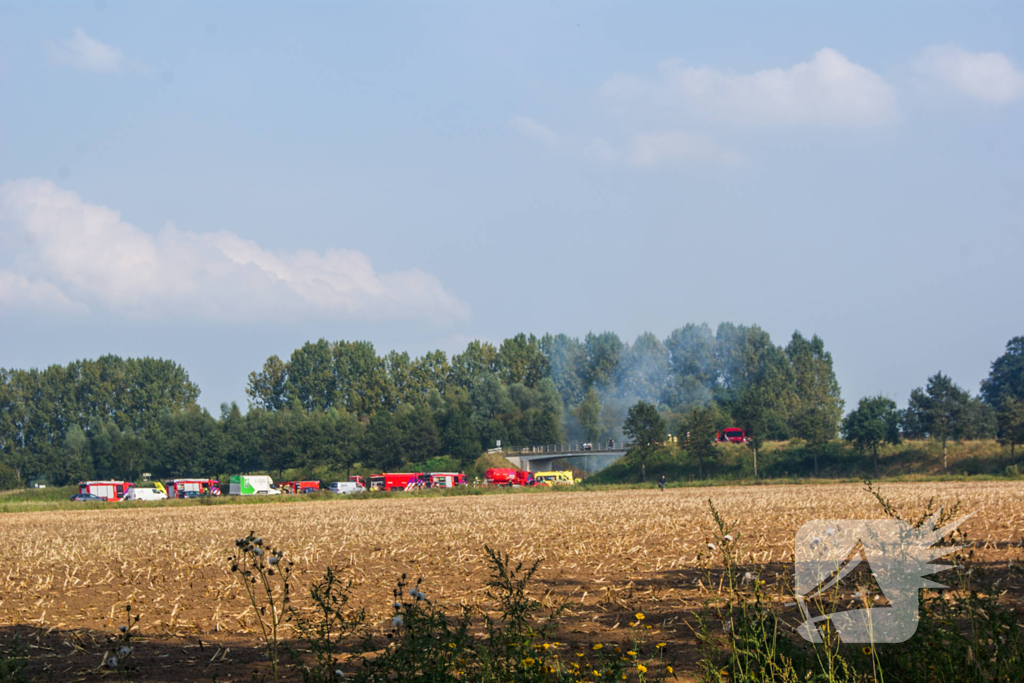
[716,428,750,444]
[329,481,366,494]
[179,490,203,499]
[70,493,106,502]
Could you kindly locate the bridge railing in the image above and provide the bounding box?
[493,441,633,456]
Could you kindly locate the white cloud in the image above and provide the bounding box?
[914,45,1024,104]
[509,116,562,146]
[627,131,744,168]
[46,28,146,74]
[0,180,469,323]
[510,116,740,169]
[601,48,898,126]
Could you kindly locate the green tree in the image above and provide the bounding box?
[904,372,971,470]
[622,400,665,482]
[397,404,441,468]
[246,355,290,411]
[733,386,769,478]
[362,410,403,471]
[583,332,623,391]
[786,332,844,448]
[664,323,719,409]
[497,333,550,388]
[539,333,587,406]
[451,341,499,390]
[996,397,1024,460]
[981,336,1024,407]
[842,396,901,477]
[679,405,719,479]
[575,388,603,442]
[441,409,480,468]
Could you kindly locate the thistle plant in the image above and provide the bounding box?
[230,531,293,683]
[104,604,140,682]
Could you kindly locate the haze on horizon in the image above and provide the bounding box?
[1,1,1021,413]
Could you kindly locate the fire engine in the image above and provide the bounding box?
[78,480,133,501]
[166,478,220,498]
[279,480,320,494]
[429,472,466,488]
[716,428,749,444]
[369,472,425,492]
[484,468,538,487]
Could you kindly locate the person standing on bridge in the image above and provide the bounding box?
[659,474,666,491]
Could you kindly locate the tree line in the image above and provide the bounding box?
[1,328,1021,487]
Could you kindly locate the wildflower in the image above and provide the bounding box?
[254,547,264,557]
[119,625,127,633]
[826,527,835,537]
[743,572,754,583]
[723,534,733,543]
[592,643,603,650]
[392,615,404,628]
[656,643,666,649]
[523,657,536,666]
[627,650,637,657]
[105,656,118,669]
[635,612,645,621]
[542,643,550,650]
[637,664,647,673]
[335,670,345,679]
[810,536,822,546]
[707,542,717,551]
[862,646,873,655]
[268,556,280,566]
[393,602,401,610]
[118,646,132,658]
[667,665,673,674]
[577,652,585,658]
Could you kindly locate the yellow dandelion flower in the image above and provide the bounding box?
[635,612,645,621]
[543,643,550,650]
[523,657,536,666]
[862,646,873,655]
[637,664,647,673]
[667,665,674,674]
[592,643,603,650]
[656,643,667,649]
[627,650,637,657]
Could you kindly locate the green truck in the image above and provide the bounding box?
[228,475,280,495]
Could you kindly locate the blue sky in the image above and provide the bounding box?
[1,1,1022,412]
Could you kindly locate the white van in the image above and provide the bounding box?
[329,481,366,495]
[124,487,167,501]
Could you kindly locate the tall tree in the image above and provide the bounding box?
[539,333,587,406]
[575,388,603,442]
[981,336,1024,407]
[451,341,499,390]
[361,410,403,471]
[622,400,665,482]
[903,372,971,470]
[246,355,290,411]
[786,332,844,448]
[396,404,441,467]
[497,333,550,388]
[664,323,719,409]
[583,332,624,391]
[679,405,719,479]
[996,397,1024,460]
[842,396,901,477]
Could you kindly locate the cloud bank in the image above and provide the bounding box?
[46,28,147,74]
[601,48,898,127]
[0,180,469,323]
[915,45,1024,104]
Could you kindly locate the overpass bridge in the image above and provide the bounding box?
[495,442,630,474]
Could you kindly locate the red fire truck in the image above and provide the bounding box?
[349,475,367,488]
[78,480,133,501]
[484,468,538,487]
[369,472,425,492]
[166,478,220,498]
[429,472,466,488]
[279,480,321,494]
[716,428,749,444]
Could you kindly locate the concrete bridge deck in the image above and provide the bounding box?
[495,442,630,474]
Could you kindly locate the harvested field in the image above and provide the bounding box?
[1,481,1021,681]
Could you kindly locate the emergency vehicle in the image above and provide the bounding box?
[369,473,424,491]
[484,468,538,487]
[279,480,320,494]
[428,472,466,488]
[166,478,220,498]
[78,480,133,501]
